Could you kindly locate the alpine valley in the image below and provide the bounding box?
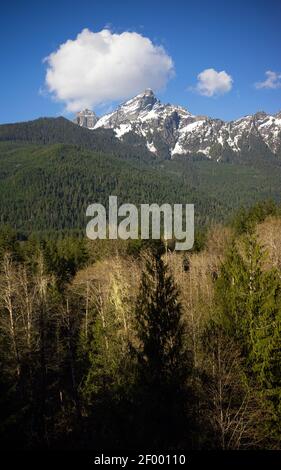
[0,89,281,235]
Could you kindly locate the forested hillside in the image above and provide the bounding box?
[0,205,280,449]
[1,135,281,236]
[0,117,153,161]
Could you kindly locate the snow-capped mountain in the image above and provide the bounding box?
[74,90,281,160]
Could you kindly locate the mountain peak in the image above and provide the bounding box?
[143,88,154,96]
[122,88,158,112]
[74,109,98,129]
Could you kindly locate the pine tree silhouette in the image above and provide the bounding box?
[132,248,194,448]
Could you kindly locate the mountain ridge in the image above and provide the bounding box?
[74,90,281,161]
[0,116,154,163]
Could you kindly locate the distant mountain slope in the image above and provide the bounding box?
[75,89,281,161]
[0,116,153,162]
[0,141,226,233]
[0,140,281,234]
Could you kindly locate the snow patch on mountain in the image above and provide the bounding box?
[115,123,132,138]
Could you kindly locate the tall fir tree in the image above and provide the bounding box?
[131,248,194,448]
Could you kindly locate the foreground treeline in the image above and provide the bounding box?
[0,203,281,450]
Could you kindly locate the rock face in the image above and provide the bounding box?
[74,109,98,129]
[75,90,281,160]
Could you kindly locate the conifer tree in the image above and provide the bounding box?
[132,248,194,448]
[215,234,281,445]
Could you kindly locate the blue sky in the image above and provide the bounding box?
[0,0,280,123]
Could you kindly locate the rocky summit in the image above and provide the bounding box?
[74,109,98,129]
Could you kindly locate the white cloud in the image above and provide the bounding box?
[44,28,174,112]
[255,70,281,90]
[192,68,233,97]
